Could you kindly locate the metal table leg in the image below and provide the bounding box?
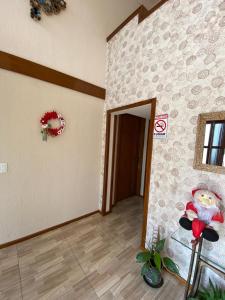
[184,242,197,300]
[190,238,203,297]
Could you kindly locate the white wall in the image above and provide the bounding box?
[0,69,103,244]
[0,0,141,87]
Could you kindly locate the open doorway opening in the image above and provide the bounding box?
[102,99,156,248]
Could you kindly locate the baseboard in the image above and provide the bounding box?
[0,210,100,249]
[98,209,111,216]
[103,211,112,216]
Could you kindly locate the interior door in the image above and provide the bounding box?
[114,114,146,202]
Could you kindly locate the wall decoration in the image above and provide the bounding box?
[40,111,65,141]
[30,0,66,21]
[179,189,224,242]
[193,111,225,175]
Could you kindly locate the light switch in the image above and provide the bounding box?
[0,163,8,174]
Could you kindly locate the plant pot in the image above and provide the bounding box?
[143,267,164,288]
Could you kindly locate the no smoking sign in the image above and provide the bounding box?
[154,114,168,139]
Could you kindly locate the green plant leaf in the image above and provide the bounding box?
[196,279,225,300]
[162,257,179,275]
[155,239,165,252]
[209,278,216,294]
[153,252,162,272]
[136,251,152,263]
[141,263,149,276]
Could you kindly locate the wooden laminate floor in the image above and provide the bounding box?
[0,197,184,300]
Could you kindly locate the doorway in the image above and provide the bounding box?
[113,114,146,203]
[102,99,156,248]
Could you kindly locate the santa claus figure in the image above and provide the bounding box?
[179,189,224,242]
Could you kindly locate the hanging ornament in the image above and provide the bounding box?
[40,111,65,141]
[30,0,67,21]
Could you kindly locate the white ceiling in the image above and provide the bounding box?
[113,104,151,119]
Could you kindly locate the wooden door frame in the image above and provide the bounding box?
[110,115,119,209]
[101,98,157,248]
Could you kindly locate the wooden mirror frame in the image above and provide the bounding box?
[193,111,225,175]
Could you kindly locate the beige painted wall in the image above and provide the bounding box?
[0,0,145,245]
[0,69,103,244]
[104,0,225,280]
[0,0,141,87]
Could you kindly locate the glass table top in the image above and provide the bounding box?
[171,227,225,273]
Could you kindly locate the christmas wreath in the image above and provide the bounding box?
[40,111,65,141]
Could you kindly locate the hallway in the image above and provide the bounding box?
[0,197,184,299]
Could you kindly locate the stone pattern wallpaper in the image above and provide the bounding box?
[102,0,225,279]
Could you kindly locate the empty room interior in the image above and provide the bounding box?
[0,0,225,299]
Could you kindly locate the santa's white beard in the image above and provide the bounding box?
[194,202,219,224]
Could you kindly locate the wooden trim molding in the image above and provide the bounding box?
[101,98,157,248]
[107,99,154,114]
[139,0,170,23]
[0,210,99,249]
[101,111,111,215]
[141,99,156,248]
[109,115,118,211]
[106,5,148,42]
[0,51,106,100]
[107,1,169,42]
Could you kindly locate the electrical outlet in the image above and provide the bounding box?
[0,163,8,174]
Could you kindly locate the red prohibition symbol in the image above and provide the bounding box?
[155,119,166,132]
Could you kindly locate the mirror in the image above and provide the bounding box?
[194,111,225,174]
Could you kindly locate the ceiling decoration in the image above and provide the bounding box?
[30,0,67,21]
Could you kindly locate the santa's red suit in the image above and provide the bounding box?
[179,189,224,242]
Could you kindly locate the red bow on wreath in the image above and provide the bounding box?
[40,111,65,141]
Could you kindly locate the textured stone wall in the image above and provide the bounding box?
[103,0,225,279]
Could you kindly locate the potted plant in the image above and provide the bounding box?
[136,238,179,288]
[189,280,225,300]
